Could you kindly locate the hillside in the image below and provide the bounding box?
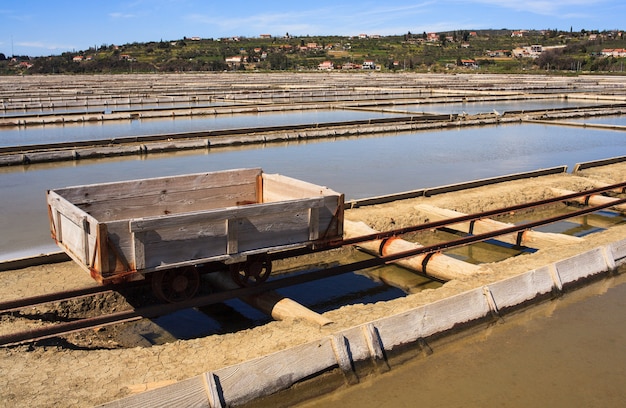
[2,29,625,75]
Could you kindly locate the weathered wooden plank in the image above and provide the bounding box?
[226,219,238,255]
[609,238,626,263]
[129,197,324,233]
[309,207,319,240]
[132,231,147,271]
[47,190,92,227]
[95,223,109,274]
[100,376,210,408]
[551,187,626,212]
[81,184,258,222]
[55,168,262,205]
[235,209,312,251]
[136,222,229,269]
[136,207,318,269]
[216,338,337,406]
[262,172,339,202]
[104,220,136,275]
[81,216,91,267]
[415,203,582,247]
[58,214,88,265]
[555,248,610,285]
[344,219,481,281]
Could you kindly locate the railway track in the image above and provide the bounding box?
[1,182,625,347]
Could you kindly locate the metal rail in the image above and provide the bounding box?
[0,281,146,313]
[274,181,626,260]
[1,185,624,346]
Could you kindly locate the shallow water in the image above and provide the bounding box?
[569,115,626,126]
[1,120,625,261]
[0,109,404,147]
[298,272,626,408]
[397,99,605,115]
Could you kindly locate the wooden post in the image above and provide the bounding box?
[415,204,583,248]
[550,188,626,213]
[203,271,333,326]
[343,219,482,281]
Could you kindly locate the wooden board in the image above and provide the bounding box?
[55,167,262,206]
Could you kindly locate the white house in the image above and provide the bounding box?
[318,61,334,70]
[225,56,243,67]
[362,60,376,69]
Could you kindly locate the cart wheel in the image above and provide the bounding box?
[152,266,200,303]
[230,256,272,287]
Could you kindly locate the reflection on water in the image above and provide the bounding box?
[568,115,626,126]
[1,121,625,261]
[398,99,606,115]
[0,109,404,147]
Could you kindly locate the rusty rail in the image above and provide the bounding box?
[1,183,625,346]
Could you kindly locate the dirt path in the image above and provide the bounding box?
[0,162,625,407]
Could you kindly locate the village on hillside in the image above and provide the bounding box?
[2,29,624,75]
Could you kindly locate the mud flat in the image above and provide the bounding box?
[0,159,624,407]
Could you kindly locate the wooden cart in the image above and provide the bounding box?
[46,168,344,301]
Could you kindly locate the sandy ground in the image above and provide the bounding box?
[0,162,625,407]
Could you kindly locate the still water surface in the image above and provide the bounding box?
[0,110,403,147]
[398,99,604,114]
[299,272,626,408]
[0,99,609,147]
[1,121,625,261]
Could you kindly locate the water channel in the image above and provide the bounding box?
[298,271,626,408]
[1,107,625,261]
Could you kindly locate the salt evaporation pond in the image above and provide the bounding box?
[1,121,625,261]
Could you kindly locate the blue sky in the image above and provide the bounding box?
[1,0,624,57]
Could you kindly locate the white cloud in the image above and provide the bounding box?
[109,12,136,19]
[186,2,437,36]
[17,41,76,51]
[467,0,607,16]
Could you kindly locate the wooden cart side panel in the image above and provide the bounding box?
[53,168,263,205]
[128,197,325,233]
[132,221,229,270]
[80,183,259,222]
[47,190,100,269]
[262,173,344,240]
[129,198,325,271]
[320,194,345,239]
[104,220,137,276]
[261,173,340,202]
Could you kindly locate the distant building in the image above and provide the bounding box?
[317,61,334,70]
[512,44,564,58]
[486,50,510,57]
[601,48,626,57]
[341,62,360,70]
[225,56,243,67]
[362,60,376,69]
[461,59,478,68]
